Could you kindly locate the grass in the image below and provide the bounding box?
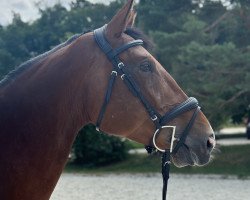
[65,154,161,174]
[64,144,250,178]
[171,145,250,178]
[216,133,246,139]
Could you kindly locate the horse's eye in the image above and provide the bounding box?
[140,61,152,72]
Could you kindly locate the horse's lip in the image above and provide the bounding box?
[185,145,195,166]
[189,148,210,166]
[182,143,195,166]
[171,144,195,167]
[172,144,210,167]
[190,150,200,165]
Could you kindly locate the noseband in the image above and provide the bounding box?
[93,25,200,200]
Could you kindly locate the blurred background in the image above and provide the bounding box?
[0,0,250,199]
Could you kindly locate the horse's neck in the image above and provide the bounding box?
[0,35,93,199]
[1,37,90,137]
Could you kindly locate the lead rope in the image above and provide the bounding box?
[161,150,171,200]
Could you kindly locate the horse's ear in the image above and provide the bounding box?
[127,10,137,28]
[106,0,135,39]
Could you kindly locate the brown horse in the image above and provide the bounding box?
[0,0,215,199]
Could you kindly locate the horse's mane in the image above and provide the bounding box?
[0,27,153,88]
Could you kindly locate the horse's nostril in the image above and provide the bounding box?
[207,137,215,152]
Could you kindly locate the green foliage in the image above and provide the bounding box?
[73,125,128,166]
[0,14,32,77]
[151,15,209,71]
[145,1,250,129]
[174,41,250,128]
[137,0,199,33]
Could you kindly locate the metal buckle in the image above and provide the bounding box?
[169,128,178,153]
[152,126,176,153]
[118,62,124,69]
[111,71,117,76]
[121,74,125,80]
[151,115,158,121]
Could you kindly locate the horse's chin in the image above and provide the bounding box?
[171,153,194,168]
[171,145,210,168]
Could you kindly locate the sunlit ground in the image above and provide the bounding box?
[51,173,250,200]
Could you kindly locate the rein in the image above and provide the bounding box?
[93,25,200,200]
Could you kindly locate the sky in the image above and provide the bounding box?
[0,0,112,26]
[0,0,231,26]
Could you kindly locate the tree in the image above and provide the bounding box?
[174,41,250,128]
[137,0,199,33]
[142,0,250,129]
[73,125,128,166]
[0,14,31,79]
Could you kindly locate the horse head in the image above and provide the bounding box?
[86,0,215,167]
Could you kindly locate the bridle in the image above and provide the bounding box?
[93,25,200,200]
[94,25,200,200]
